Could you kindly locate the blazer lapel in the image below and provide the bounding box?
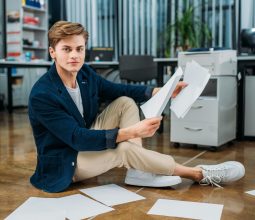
[49,64,85,127]
[77,70,90,124]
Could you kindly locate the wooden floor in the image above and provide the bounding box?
[0,108,255,220]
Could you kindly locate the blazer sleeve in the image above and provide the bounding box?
[29,91,118,152]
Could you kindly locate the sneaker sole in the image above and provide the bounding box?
[124,176,182,187]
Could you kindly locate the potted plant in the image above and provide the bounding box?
[165,3,212,57]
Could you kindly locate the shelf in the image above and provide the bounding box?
[6,0,48,61]
[11,74,23,77]
[23,46,47,50]
[23,24,47,31]
[22,5,46,13]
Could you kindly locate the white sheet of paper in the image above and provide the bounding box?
[140,67,183,118]
[246,190,255,196]
[170,60,210,118]
[57,194,114,220]
[147,199,223,220]
[5,197,66,220]
[80,184,145,206]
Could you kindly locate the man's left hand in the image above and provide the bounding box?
[171,81,188,98]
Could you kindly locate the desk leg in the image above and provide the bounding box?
[7,67,13,113]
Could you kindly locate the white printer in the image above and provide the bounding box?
[171,50,237,149]
[178,50,237,76]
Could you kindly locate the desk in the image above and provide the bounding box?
[0,61,52,113]
[87,61,119,67]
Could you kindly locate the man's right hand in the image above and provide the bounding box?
[116,117,162,143]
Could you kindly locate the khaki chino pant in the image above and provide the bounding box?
[73,96,176,182]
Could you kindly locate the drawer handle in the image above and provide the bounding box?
[184,127,203,131]
[191,105,203,109]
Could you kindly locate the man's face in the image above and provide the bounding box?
[49,35,86,74]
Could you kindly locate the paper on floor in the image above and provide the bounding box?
[80,184,145,206]
[57,194,114,219]
[170,60,210,118]
[148,199,223,220]
[246,190,255,196]
[140,67,183,118]
[5,197,66,220]
[5,194,114,220]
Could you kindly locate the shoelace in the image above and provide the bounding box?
[199,175,223,188]
[199,167,228,188]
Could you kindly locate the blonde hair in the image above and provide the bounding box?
[48,21,89,49]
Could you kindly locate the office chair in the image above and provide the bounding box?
[119,55,164,133]
[119,55,157,83]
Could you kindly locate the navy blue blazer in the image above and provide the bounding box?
[28,63,152,192]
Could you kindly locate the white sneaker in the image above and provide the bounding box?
[124,168,182,187]
[198,161,245,187]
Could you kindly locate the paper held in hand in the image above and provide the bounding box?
[140,60,210,119]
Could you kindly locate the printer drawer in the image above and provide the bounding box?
[171,98,218,124]
[171,121,218,146]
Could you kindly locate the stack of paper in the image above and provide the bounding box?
[140,60,210,119]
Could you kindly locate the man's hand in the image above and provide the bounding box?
[116,117,162,143]
[152,81,188,98]
[171,81,188,98]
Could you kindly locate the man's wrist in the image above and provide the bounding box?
[116,127,136,143]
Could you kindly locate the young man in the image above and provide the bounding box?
[28,21,245,193]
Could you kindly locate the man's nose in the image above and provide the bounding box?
[70,50,78,59]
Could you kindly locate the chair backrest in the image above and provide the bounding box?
[119,55,157,82]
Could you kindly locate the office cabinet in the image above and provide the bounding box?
[171,77,237,147]
[171,50,237,148]
[6,0,48,61]
[3,0,48,107]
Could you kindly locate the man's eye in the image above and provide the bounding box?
[77,48,84,52]
[63,48,71,52]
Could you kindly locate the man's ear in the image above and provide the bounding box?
[49,47,55,59]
